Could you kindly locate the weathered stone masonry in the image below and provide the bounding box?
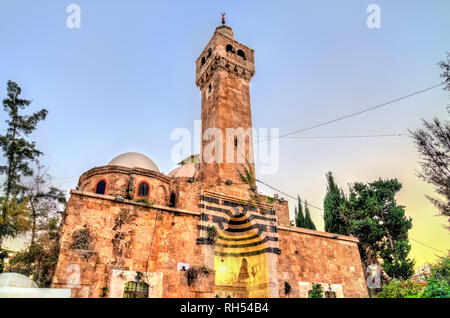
[51,23,368,298]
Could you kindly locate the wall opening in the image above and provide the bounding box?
[214,213,269,298]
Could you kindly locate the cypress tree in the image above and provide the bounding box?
[304,201,316,230]
[323,172,348,235]
[295,196,305,228]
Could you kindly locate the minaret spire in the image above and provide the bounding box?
[221,12,226,25]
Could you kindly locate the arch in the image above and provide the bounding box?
[169,192,176,207]
[207,48,212,57]
[136,181,150,198]
[214,213,269,298]
[95,179,107,195]
[123,281,149,298]
[201,56,206,66]
[226,44,234,54]
[237,49,246,60]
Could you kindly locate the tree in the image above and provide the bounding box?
[438,52,450,91]
[22,164,66,244]
[377,278,422,298]
[294,196,305,228]
[303,201,316,230]
[323,172,348,235]
[6,216,61,287]
[409,54,450,230]
[341,179,414,280]
[0,80,48,271]
[308,283,324,298]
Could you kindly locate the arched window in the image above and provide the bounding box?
[226,44,234,54]
[137,181,150,198]
[207,48,212,58]
[201,56,206,65]
[325,291,337,298]
[95,180,106,195]
[237,49,246,60]
[123,281,149,298]
[169,192,176,207]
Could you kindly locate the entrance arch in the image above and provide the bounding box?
[214,213,270,298]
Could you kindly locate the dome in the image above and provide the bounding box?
[108,152,160,172]
[168,163,196,178]
[0,273,38,288]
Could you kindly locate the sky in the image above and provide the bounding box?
[0,0,449,267]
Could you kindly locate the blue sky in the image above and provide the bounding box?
[1,0,449,265]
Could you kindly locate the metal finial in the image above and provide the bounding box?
[221,12,226,25]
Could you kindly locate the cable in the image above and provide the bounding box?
[257,83,444,143]
[410,238,447,254]
[255,178,323,211]
[280,133,409,139]
[256,178,448,255]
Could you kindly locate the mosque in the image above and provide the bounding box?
[51,21,368,298]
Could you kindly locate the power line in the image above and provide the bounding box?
[256,178,447,255]
[257,83,444,143]
[256,178,323,211]
[410,238,447,254]
[280,133,409,139]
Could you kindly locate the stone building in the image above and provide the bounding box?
[51,23,368,298]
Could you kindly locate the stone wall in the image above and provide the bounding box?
[276,226,368,298]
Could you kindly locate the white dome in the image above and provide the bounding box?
[0,273,38,288]
[108,152,160,172]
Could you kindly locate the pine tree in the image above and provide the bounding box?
[304,201,316,230]
[342,179,414,280]
[323,172,348,235]
[294,196,306,228]
[0,81,48,271]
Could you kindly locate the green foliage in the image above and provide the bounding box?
[100,286,109,298]
[420,274,450,298]
[409,108,450,230]
[0,81,48,199]
[0,196,31,240]
[206,225,217,245]
[135,197,154,208]
[6,217,61,287]
[294,197,316,230]
[323,172,348,235]
[431,252,450,283]
[378,279,422,298]
[303,201,316,230]
[341,178,414,280]
[294,196,305,228]
[70,226,92,250]
[308,283,324,298]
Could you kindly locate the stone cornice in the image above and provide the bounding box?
[70,190,201,216]
[196,54,255,89]
[78,165,171,185]
[278,225,359,243]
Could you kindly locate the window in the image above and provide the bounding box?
[237,49,246,60]
[123,281,149,298]
[207,48,212,57]
[226,44,234,54]
[95,180,106,195]
[169,192,176,207]
[137,181,149,198]
[201,57,206,65]
[325,291,337,298]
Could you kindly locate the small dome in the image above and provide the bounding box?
[108,152,160,172]
[0,273,38,288]
[168,163,196,178]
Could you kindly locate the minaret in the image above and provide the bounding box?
[195,18,256,187]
